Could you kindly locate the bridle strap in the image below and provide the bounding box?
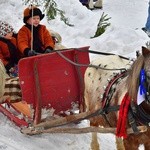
[128,107,139,134]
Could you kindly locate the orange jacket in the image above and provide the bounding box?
[0,37,19,69]
[17,24,54,55]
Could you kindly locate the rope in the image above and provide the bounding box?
[31,47,132,71]
[46,48,131,61]
[30,2,34,51]
[56,51,127,71]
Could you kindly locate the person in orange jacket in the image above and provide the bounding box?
[0,21,20,75]
[17,5,55,57]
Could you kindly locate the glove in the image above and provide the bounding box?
[45,47,53,53]
[24,48,38,57]
[28,50,37,56]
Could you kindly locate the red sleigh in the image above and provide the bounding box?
[0,47,90,128]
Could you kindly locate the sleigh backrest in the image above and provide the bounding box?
[18,47,90,114]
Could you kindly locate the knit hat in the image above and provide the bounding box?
[0,21,14,38]
[23,6,45,23]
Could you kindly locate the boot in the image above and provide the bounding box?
[94,0,103,9]
[88,0,94,10]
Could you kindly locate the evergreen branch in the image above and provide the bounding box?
[22,0,74,26]
[91,12,111,38]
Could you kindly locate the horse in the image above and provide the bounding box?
[84,46,150,150]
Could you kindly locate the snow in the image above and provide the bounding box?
[0,0,149,149]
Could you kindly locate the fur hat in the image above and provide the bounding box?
[23,6,45,23]
[0,21,14,38]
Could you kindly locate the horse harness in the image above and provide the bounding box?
[98,70,128,127]
[57,49,150,134]
[98,70,150,134]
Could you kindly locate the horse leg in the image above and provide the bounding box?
[123,137,139,150]
[116,137,125,150]
[91,132,100,150]
[94,0,103,9]
[144,142,150,150]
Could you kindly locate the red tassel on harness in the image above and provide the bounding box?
[116,93,130,138]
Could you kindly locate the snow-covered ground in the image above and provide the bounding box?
[0,0,149,149]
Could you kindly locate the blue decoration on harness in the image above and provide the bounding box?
[139,69,146,95]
